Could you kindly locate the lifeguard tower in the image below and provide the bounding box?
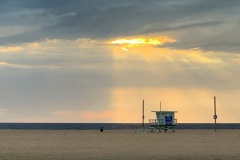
[149,111,177,132]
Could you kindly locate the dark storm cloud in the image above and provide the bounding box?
[1,0,240,52]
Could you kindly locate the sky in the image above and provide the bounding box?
[0,0,240,123]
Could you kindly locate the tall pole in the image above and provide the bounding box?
[160,101,161,111]
[142,100,145,128]
[214,96,217,132]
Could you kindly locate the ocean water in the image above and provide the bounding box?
[0,123,239,130]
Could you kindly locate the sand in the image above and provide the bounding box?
[0,129,239,160]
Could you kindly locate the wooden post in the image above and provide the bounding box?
[142,100,145,128]
[214,96,217,132]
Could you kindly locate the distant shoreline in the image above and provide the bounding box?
[0,123,239,130]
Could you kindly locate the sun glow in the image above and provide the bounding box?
[108,35,223,63]
[0,46,23,52]
[110,36,176,47]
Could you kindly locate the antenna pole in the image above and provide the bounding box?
[213,96,217,132]
[142,100,145,128]
[160,101,161,111]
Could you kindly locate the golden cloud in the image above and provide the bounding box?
[109,36,176,47]
[0,46,23,52]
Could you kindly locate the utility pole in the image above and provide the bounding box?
[213,96,217,132]
[142,100,145,128]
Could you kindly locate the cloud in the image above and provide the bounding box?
[0,61,59,69]
[0,38,112,70]
[109,36,176,47]
[1,1,240,123]
[0,46,23,52]
[0,61,32,68]
[108,44,240,91]
[0,109,8,116]
[52,110,115,122]
[0,38,114,122]
[0,0,240,52]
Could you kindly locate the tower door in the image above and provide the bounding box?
[165,115,173,125]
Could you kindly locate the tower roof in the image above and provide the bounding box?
[151,111,178,113]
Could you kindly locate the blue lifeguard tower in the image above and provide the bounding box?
[149,111,177,132]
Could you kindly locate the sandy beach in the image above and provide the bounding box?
[0,129,239,160]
